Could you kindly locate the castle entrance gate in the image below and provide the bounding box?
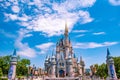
[59,70,65,77]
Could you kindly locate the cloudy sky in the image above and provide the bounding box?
[0,0,120,68]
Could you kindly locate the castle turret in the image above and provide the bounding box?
[51,53,56,77]
[67,54,73,77]
[77,58,82,75]
[69,39,73,54]
[44,55,49,74]
[64,22,68,37]
[56,41,60,61]
[8,49,17,80]
[106,48,117,80]
[80,56,85,76]
[64,22,69,59]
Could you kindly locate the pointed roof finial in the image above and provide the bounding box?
[107,48,111,58]
[46,55,47,59]
[80,56,82,61]
[52,49,54,56]
[74,53,76,58]
[65,21,68,32]
[13,49,16,56]
[64,21,68,36]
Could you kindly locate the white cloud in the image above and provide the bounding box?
[109,0,120,6]
[4,13,31,21]
[17,47,36,58]
[76,34,85,37]
[73,30,88,33]
[24,34,33,38]
[93,32,105,35]
[26,12,79,37]
[73,42,118,49]
[79,10,94,24]
[0,29,16,38]
[36,42,54,54]
[4,13,17,21]
[11,5,20,13]
[2,0,96,37]
[52,0,96,11]
[20,10,93,37]
[15,29,36,58]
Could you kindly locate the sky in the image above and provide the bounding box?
[0,0,120,68]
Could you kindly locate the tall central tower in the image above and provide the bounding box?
[64,22,70,59]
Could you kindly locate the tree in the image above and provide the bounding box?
[113,57,120,78]
[95,56,120,79]
[94,64,98,70]
[96,63,108,78]
[0,56,10,76]
[118,70,120,79]
[0,55,30,77]
[0,68,3,77]
[16,58,30,76]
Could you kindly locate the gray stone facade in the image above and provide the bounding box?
[44,23,85,78]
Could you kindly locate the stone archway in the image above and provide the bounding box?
[59,70,65,77]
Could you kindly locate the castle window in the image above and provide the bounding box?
[59,63,64,67]
[62,63,64,66]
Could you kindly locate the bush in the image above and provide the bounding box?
[0,78,8,80]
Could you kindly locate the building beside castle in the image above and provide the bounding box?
[44,23,85,78]
[28,65,44,77]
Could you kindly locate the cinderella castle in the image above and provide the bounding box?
[44,23,85,78]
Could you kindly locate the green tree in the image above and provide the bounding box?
[118,70,120,79]
[95,57,120,79]
[0,55,30,77]
[96,63,108,78]
[0,68,3,77]
[94,64,99,70]
[113,57,120,78]
[0,56,10,76]
[16,58,30,76]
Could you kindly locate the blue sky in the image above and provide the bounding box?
[0,0,120,68]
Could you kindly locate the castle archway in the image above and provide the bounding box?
[59,70,65,77]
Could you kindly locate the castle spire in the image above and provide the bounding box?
[74,53,76,58]
[52,49,54,56]
[13,49,16,56]
[107,48,111,58]
[64,22,68,36]
[80,56,82,61]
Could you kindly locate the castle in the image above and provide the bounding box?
[44,23,85,77]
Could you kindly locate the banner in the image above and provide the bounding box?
[8,65,14,79]
[109,64,114,78]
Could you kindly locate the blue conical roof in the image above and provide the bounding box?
[107,48,111,58]
[13,49,17,56]
[74,53,76,58]
[52,50,55,59]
